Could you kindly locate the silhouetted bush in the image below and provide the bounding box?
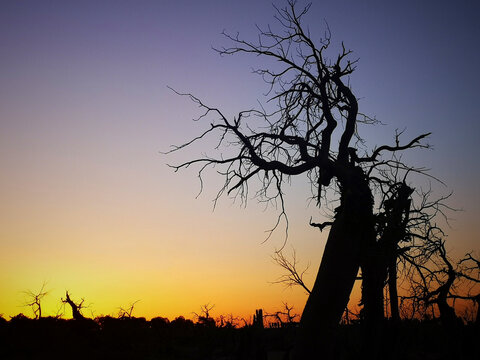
[150,316,170,329]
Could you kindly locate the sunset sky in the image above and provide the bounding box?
[1,0,479,321]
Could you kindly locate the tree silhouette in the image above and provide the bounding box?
[61,291,85,320]
[23,282,49,320]
[168,2,431,358]
[273,176,456,327]
[456,252,480,324]
[400,231,480,326]
[193,303,216,327]
[118,300,141,319]
[389,183,459,323]
[264,302,300,328]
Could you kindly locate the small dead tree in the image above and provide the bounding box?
[402,247,480,325]
[451,252,480,324]
[23,282,49,319]
[61,291,85,320]
[404,238,458,326]
[264,302,300,328]
[398,224,459,324]
[118,300,140,319]
[193,303,216,327]
[216,313,240,328]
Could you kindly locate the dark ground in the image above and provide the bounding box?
[0,315,478,360]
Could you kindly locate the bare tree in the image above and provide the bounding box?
[264,302,300,328]
[193,303,216,327]
[167,2,430,358]
[23,282,49,319]
[216,313,241,328]
[61,291,85,320]
[390,182,459,323]
[118,300,141,319]
[402,243,480,326]
[400,233,459,325]
[456,252,480,324]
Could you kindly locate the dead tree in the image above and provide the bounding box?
[264,302,300,328]
[368,162,454,323]
[403,235,459,325]
[398,224,457,323]
[193,303,216,327]
[402,243,480,327]
[390,182,459,322]
[428,242,458,326]
[118,300,140,319]
[456,253,480,324]
[61,291,85,320]
[167,2,430,358]
[216,313,241,328]
[23,282,49,319]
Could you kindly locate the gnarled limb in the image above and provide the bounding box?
[61,291,85,320]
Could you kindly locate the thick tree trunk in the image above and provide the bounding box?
[388,258,400,322]
[63,292,85,321]
[358,190,384,360]
[291,170,375,360]
[290,214,360,359]
[437,300,457,327]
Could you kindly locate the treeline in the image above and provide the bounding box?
[1,310,478,360]
[0,310,289,360]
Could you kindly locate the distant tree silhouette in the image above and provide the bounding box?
[167,2,432,358]
[216,313,241,328]
[426,241,458,326]
[252,309,264,329]
[264,302,299,328]
[170,315,195,330]
[23,282,49,320]
[193,303,216,327]
[118,300,140,319]
[61,291,85,320]
[150,315,170,329]
[456,252,480,325]
[401,234,480,326]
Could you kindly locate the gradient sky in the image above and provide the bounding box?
[1,0,479,320]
